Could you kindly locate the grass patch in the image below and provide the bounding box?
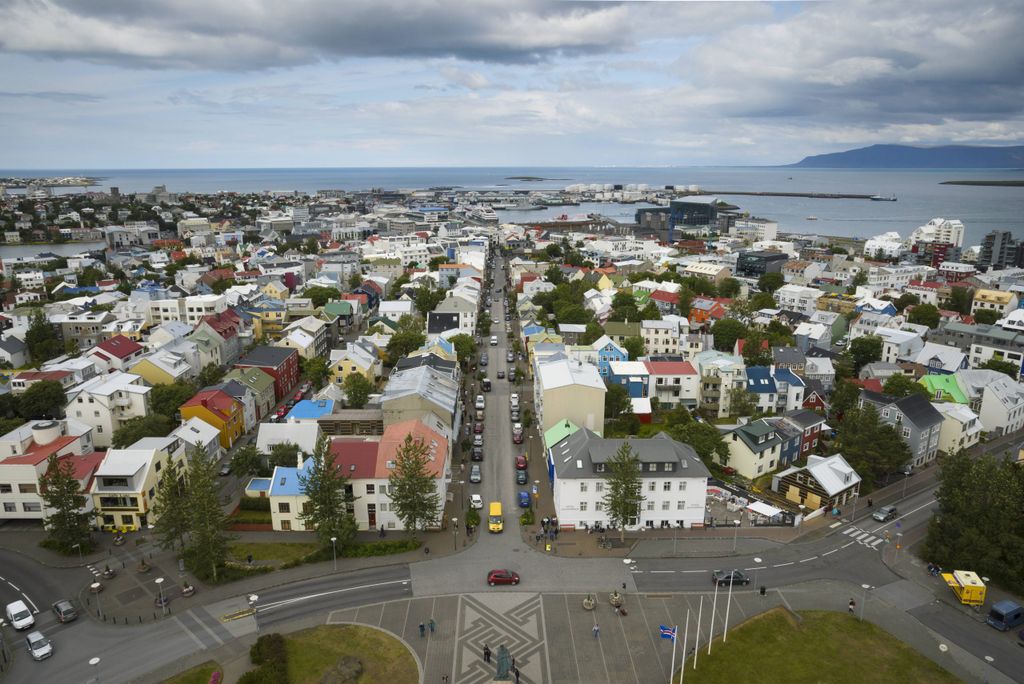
[284,624,417,684]
[229,509,273,524]
[162,660,221,684]
[675,609,959,684]
[229,542,319,565]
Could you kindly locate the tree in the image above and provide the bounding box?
[749,292,777,311]
[387,434,441,538]
[39,454,92,554]
[412,287,446,316]
[740,329,772,367]
[449,334,477,364]
[639,301,662,321]
[829,379,860,419]
[544,264,565,285]
[579,321,605,346]
[601,441,644,542]
[427,256,449,271]
[268,442,301,470]
[544,243,563,259]
[711,319,747,352]
[151,459,189,550]
[765,319,795,347]
[728,387,758,418]
[946,286,974,315]
[846,270,868,294]
[197,363,225,387]
[183,447,230,582]
[348,272,363,290]
[894,293,920,312]
[25,310,61,365]
[19,380,68,419]
[302,286,341,308]
[111,414,175,448]
[386,328,426,364]
[835,404,911,490]
[974,309,1000,325]
[882,373,929,398]
[848,335,882,373]
[668,408,728,466]
[303,237,320,254]
[300,356,330,387]
[231,444,268,478]
[298,435,358,548]
[623,336,645,361]
[907,303,940,329]
[757,272,785,294]
[980,358,1020,379]
[605,383,631,419]
[149,382,198,418]
[343,373,374,408]
[718,277,741,298]
[211,278,236,295]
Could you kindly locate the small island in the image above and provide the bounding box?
[505,176,570,181]
[940,179,1024,187]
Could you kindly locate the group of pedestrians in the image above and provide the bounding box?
[418,618,437,637]
[481,644,521,682]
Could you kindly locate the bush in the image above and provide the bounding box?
[520,508,535,526]
[239,496,271,512]
[241,633,288,684]
[466,509,481,528]
[39,538,96,555]
[341,539,420,558]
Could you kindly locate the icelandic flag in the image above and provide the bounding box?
[659,625,676,640]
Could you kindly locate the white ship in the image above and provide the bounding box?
[468,204,498,222]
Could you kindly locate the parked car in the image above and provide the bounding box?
[473,434,484,448]
[712,570,750,586]
[473,421,484,434]
[497,370,505,379]
[475,395,486,410]
[508,369,516,382]
[506,351,514,363]
[510,409,521,422]
[518,491,531,508]
[293,391,305,403]
[25,631,52,661]
[219,464,232,477]
[872,505,898,522]
[470,464,482,483]
[51,600,77,623]
[470,494,484,509]
[510,393,520,408]
[487,569,520,586]
[515,454,528,470]
[276,406,288,418]
[512,423,524,444]
[472,446,484,461]
[516,470,528,485]
[490,336,499,346]
[480,354,488,367]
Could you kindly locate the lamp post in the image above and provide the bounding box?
[72,542,83,565]
[732,514,742,552]
[452,517,458,550]
[528,434,533,464]
[91,582,104,620]
[155,577,166,615]
[860,583,872,621]
[330,536,337,572]
[249,594,259,633]
[902,470,911,499]
[89,656,101,684]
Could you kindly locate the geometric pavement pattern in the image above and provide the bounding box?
[455,593,547,683]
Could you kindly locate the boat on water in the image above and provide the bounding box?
[806,216,818,221]
[468,205,498,222]
[508,198,545,211]
[870,194,898,202]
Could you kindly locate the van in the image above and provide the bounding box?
[490,336,498,346]
[482,378,492,392]
[6,600,34,630]
[986,600,1024,631]
[488,502,504,533]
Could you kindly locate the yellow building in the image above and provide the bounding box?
[329,344,380,387]
[262,280,290,301]
[91,440,185,531]
[180,389,245,449]
[128,349,196,386]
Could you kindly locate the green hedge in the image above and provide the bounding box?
[520,508,535,526]
[239,496,271,512]
[281,538,421,569]
[240,634,288,684]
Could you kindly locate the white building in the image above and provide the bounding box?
[932,403,982,455]
[908,218,965,248]
[65,372,152,448]
[863,232,905,259]
[978,375,1024,436]
[641,319,680,355]
[874,328,925,364]
[774,284,824,316]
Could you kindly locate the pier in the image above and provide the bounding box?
[696,190,877,200]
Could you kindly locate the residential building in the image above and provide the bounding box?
[256,421,322,456]
[590,336,628,378]
[735,250,789,278]
[128,345,199,385]
[380,365,460,432]
[602,320,640,347]
[875,328,925,365]
[858,391,943,469]
[975,374,1024,436]
[0,336,28,368]
[223,367,277,421]
[434,295,477,335]
[548,430,710,530]
[329,343,381,387]
[65,372,152,448]
[682,262,730,284]
[90,444,182,531]
[234,346,300,402]
[694,351,746,419]
[972,289,1018,317]
[194,309,243,366]
[933,403,982,455]
[911,342,968,375]
[643,360,699,408]
[793,322,831,352]
[771,454,861,513]
[725,419,784,479]
[85,335,145,373]
[10,369,77,393]
[775,285,823,316]
[608,361,650,399]
[978,230,1019,270]
[802,356,836,392]
[689,297,726,325]
[908,218,965,248]
[171,417,222,462]
[781,409,827,458]
[180,389,245,449]
[535,359,606,435]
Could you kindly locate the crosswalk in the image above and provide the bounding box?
[841,525,888,550]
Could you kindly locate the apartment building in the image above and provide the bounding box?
[65,372,153,448]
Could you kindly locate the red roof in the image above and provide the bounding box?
[735,338,769,355]
[4,435,80,466]
[342,293,368,305]
[850,378,884,393]
[182,389,238,421]
[650,290,680,304]
[59,451,106,489]
[15,370,71,383]
[909,280,942,290]
[643,361,697,375]
[95,335,143,359]
[200,310,240,340]
[329,438,379,479]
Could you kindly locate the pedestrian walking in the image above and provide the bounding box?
[514,665,520,683]
[848,599,856,614]
[592,623,600,638]
[428,618,436,633]
[419,622,426,637]
[511,656,516,669]
[442,676,449,684]
[483,644,492,663]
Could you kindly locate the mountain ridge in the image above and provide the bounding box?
[788,144,1024,169]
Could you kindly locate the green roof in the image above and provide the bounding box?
[323,300,353,316]
[224,366,276,392]
[604,320,640,337]
[632,290,651,306]
[919,375,967,403]
[544,419,580,450]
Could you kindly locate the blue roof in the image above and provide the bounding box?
[286,399,335,420]
[246,477,271,492]
[773,367,805,387]
[745,366,777,394]
[269,457,314,496]
[522,324,544,336]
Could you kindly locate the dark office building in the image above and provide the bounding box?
[910,241,961,268]
[736,250,789,278]
[979,230,1020,270]
[668,197,718,238]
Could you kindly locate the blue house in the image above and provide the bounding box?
[593,335,627,377]
[765,417,802,468]
[856,299,898,316]
[745,366,778,414]
[286,399,335,421]
[608,360,650,398]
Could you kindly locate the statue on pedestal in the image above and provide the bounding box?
[494,644,512,680]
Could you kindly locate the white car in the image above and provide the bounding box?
[509,393,520,409]
[490,336,498,346]
[475,395,486,410]
[469,494,484,509]
[5,600,34,630]
[25,631,52,661]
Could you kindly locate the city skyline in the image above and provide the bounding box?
[0,0,1022,169]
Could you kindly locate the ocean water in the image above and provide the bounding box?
[2,166,1023,247]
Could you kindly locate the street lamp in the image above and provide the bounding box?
[330,536,337,572]
[732,515,742,552]
[452,517,458,550]
[90,582,104,620]
[72,542,83,565]
[902,470,911,499]
[249,594,259,633]
[528,434,533,464]
[753,557,763,589]
[860,583,872,621]
[155,577,166,615]
[89,656,101,684]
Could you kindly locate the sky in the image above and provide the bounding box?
[0,0,1022,169]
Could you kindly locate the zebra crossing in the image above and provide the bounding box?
[841,525,889,550]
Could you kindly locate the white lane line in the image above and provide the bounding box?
[631,570,644,574]
[841,541,855,549]
[9,583,19,591]
[650,570,675,574]
[744,566,767,571]
[830,521,843,529]
[799,557,817,563]
[854,532,870,541]
[861,536,877,545]
[773,562,794,568]
[822,549,838,556]
[258,579,410,612]
[871,539,885,548]
[842,528,857,536]
[681,570,705,574]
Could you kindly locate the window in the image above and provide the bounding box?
[579,502,588,512]
[902,427,911,439]
[663,482,672,491]
[278,503,291,513]
[148,488,155,499]
[678,481,687,491]
[662,501,670,511]
[646,501,655,511]
[22,502,41,513]
[647,482,656,492]
[94,411,100,417]
[647,463,657,472]
[580,482,588,493]
[366,484,375,495]
[98,426,103,434]
[595,502,604,511]
[595,482,604,492]
[0,484,10,493]
[281,520,292,531]
[677,501,686,510]
[18,484,37,494]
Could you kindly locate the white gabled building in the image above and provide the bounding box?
[65,372,152,448]
[932,403,982,455]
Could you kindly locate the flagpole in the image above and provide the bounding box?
[680,610,689,684]
[668,624,678,684]
[723,570,736,643]
[708,580,720,656]
[693,595,703,671]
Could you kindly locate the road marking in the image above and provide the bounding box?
[773,562,793,568]
[871,539,884,548]
[842,527,857,536]
[829,521,843,529]
[861,536,877,546]
[870,497,937,532]
[799,557,817,563]
[650,570,675,574]
[9,583,19,591]
[680,570,704,574]
[822,549,838,556]
[841,541,855,549]
[854,532,870,541]
[258,579,411,612]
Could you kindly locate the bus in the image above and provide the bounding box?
[488,502,504,533]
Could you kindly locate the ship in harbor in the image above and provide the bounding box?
[870,194,898,201]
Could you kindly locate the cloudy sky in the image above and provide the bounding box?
[0,0,1021,168]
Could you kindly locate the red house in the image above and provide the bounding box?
[783,409,827,456]
[689,297,726,324]
[234,346,299,401]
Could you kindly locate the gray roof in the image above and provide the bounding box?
[783,408,826,429]
[0,337,27,354]
[551,429,709,480]
[237,345,296,368]
[860,390,943,428]
[772,346,806,365]
[381,365,458,416]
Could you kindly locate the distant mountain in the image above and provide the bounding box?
[788,144,1024,168]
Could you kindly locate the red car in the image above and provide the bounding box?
[294,391,305,403]
[487,569,520,586]
[473,422,484,434]
[515,455,527,470]
[276,406,288,418]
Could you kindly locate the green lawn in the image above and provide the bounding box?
[162,661,221,684]
[675,609,959,684]
[284,624,418,684]
[229,541,319,564]
[228,509,273,524]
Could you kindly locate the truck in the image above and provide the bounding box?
[941,570,986,606]
[986,600,1024,632]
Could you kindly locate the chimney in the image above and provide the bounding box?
[201,399,208,407]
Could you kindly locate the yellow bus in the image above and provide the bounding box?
[488,502,504,533]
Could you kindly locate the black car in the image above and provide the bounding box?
[516,470,528,485]
[497,370,505,379]
[472,446,484,461]
[712,570,750,586]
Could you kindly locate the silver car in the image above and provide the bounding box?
[25,631,53,661]
[469,464,482,483]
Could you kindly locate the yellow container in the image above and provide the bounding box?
[941,570,986,606]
